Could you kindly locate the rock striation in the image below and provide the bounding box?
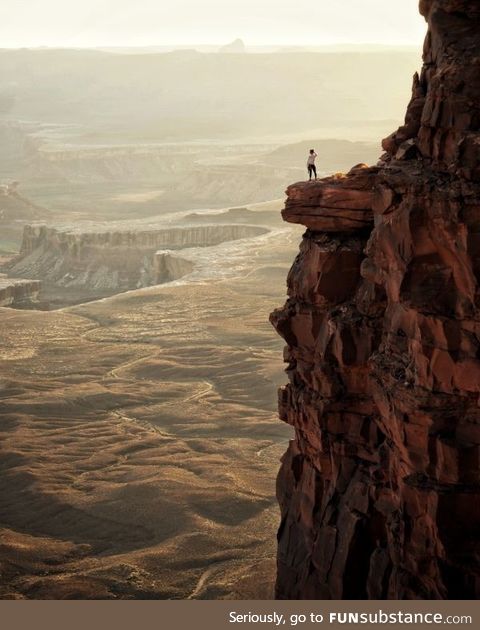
[282,166,376,232]
[271,0,480,600]
[9,223,267,292]
[154,251,194,284]
[0,276,41,307]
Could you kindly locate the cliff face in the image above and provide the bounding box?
[0,277,41,307]
[154,251,194,284]
[10,224,266,291]
[271,0,480,600]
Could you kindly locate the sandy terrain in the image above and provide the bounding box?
[0,208,302,599]
[0,42,421,600]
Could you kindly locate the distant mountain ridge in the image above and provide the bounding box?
[0,47,420,141]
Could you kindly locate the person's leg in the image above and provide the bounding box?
[308,165,312,180]
[313,165,317,179]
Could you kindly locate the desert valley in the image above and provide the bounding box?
[0,44,422,598]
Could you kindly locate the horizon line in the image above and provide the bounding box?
[0,42,422,51]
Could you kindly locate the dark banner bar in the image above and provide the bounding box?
[1,601,478,630]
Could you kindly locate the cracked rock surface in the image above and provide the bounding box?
[271,0,480,600]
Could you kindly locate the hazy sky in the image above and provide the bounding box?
[0,0,426,48]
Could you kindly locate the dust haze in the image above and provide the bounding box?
[1,28,421,598]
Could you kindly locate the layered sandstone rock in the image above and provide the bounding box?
[154,251,194,284]
[271,0,480,599]
[282,166,377,232]
[0,276,41,307]
[9,223,266,291]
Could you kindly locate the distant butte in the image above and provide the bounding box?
[219,39,246,53]
[271,0,480,599]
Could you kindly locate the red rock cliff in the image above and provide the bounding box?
[271,0,480,599]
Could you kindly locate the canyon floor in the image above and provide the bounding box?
[0,203,302,599]
[0,43,420,600]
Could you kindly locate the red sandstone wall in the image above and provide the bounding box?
[271,0,480,599]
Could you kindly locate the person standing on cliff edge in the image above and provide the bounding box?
[307,149,317,180]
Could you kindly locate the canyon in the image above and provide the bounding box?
[0,7,453,601]
[6,221,267,306]
[0,47,405,597]
[271,0,480,599]
[0,200,303,599]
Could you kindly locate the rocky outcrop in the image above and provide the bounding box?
[271,0,480,600]
[154,251,194,284]
[0,183,48,222]
[282,166,376,232]
[9,223,267,292]
[0,276,41,307]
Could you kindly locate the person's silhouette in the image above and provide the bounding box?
[307,149,317,180]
